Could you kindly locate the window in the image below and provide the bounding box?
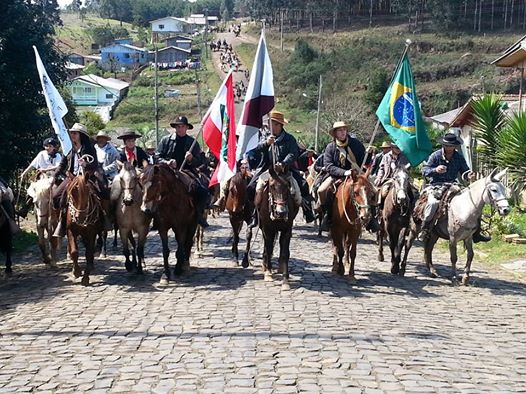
[106,94,113,99]
[124,53,130,58]
[159,24,164,29]
[85,87,92,94]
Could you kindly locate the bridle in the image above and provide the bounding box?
[340,176,375,226]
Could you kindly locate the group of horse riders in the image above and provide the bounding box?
[1,106,492,260]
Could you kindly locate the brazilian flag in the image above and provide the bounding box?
[376,54,432,167]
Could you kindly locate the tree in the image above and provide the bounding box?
[220,0,234,21]
[78,111,106,135]
[0,0,66,181]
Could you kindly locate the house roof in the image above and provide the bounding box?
[73,74,130,91]
[429,107,463,126]
[492,35,526,67]
[65,61,85,70]
[67,52,85,58]
[83,55,101,61]
[164,35,193,41]
[152,46,191,54]
[101,43,147,53]
[150,16,190,25]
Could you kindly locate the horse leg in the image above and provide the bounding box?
[81,232,96,286]
[68,230,81,279]
[348,235,358,283]
[112,223,118,248]
[262,231,274,281]
[120,228,133,272]
[183,226,196,274]
[136,227,148,275]
[159,230,171,284]
[49,230,60,267]
[37,225,51,265]
[102,230,108,258]
[449,238,459,284]
[241,223,253,268]
[399,228,410,276]
[4,234,13,275]
[129,233,137,270]
[377,226,385,262]
[279,229,292,290]
[331,228,345,275]
[173,227,188,276]
[231,217,242,265]
[462,238,474,285]
[389,227,400,275]
[424,233,440,278]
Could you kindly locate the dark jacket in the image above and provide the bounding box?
[297,150,318,172]
[422,148,470,184]
[253,130,299,173]
[156,133,203,170]
[119,146,149,169]
[57,134,98,176]
[323,136,368,178]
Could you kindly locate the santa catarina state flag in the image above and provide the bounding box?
[376,54,432,167]
[202,71,237,186]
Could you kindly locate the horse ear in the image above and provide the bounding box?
[488,167,498,180]
[351,169,359,182]
[493,168,507,181]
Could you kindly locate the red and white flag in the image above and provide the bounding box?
[236,31,275,160]
[202,70,237,186]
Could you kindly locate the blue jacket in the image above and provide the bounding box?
[422,149,470,184]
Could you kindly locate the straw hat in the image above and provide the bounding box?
[95,130,112,141]
[117,129,142,140]
[68,123,89,136]
[269,110,288,125]
[380,141,392,149]
[328,121,348,136]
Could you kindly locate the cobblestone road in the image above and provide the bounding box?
[1,214,525,393]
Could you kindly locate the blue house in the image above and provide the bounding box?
[100,43,150,70]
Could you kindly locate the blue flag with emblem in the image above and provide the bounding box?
[376,54,432,167]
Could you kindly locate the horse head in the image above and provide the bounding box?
[268,164,291,221]
[140,164,162,214]
[119,161,140,207]
[29,177,54,227]
[351,167,376,224]
[392,163,411,210]
[485,168,511,216]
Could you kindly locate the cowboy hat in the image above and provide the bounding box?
[145,142,156,150]
[170,115,194,129]
[95,130,112,141]
[380,141,392,149]
[117,129,142,140]
[328,121,348,136]
[306,146,316,153]
[68,123,89,136]
[43,137,59,147]
[269,110,288,125]
[438,133,462,146]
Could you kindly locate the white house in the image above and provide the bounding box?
[69,74,129,107]
[151,16,191,35]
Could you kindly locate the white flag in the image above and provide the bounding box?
[236,32,275,160]
[33,46,72,155]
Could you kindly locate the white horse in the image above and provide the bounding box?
[111,162,151,274]
[410,168,510,284]
[27,176,61,266]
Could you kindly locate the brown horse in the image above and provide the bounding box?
[255,166,299,290]
[330,168,376,282]
[140,164,198,284]
[377,165,414,276]
[66,174,104,286]
[226,171,252,265]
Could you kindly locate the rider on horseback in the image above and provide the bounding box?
[117,129,149,169]
[374,142,411,208]
[247,110,316,225]
[420,133,490,243]
[94,130,120,181]
[317,121,379,232]
[156,115,210,228]
[213,159,252,211]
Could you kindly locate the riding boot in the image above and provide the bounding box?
[302,198,316,223]
[365,206,381,233]
[195,187,210,228]
[53,210,67,238]
[320,194,334,232]
[472,217,491,243]
[419,220,433,242]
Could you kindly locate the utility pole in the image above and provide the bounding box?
[195,68,204,145]
[280,9,284,52]
[315,74,323,153]
[204,8,209,59]
[154,45,159,146]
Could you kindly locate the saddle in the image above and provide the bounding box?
[413,185,462,224]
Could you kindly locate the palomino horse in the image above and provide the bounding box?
[226,171,252,265]
[28,176,61,266]
[255,165,299,290]
[377,165,414,276]
[112,162,151,274]
[140,164,198,284]
[66,174,104,286]
[410,168,510,285]
[330,168,376,282]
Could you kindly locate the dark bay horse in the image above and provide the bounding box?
[377,165,414,276]
[66,174,104,286]
[330,168,376,282]
[255,166,299,290]
[140,164,198,284]
[0,184,14,275]
[226,172,252,266]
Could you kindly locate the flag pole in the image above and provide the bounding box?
[359,39,413,173]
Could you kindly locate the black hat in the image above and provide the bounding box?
[170,115,194,129]
[43,137,58,147]
[117,129,142,140]
[438,133,462,146]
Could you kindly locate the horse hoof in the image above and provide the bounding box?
[462,275,470,286]
[378,255,384,262]
[73,268,82,278]
[241,255,249,269]
[348,275,357,284]
[5,267,13,276]
[264,272,273,282]
[160,274,169,285]
[81,276,90,286]
[398,269,406,277]
[391,266,400,275]
[125,261,134,273]
[281,281,291,291]
[429,269,438,278]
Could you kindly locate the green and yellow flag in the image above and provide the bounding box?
[376,54,432,166]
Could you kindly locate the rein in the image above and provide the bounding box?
[340,177,360,226]
[67,179,100,227]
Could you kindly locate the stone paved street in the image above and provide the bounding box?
[1,214,525,393]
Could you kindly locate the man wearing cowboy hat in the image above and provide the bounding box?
[374,142,412,209]
[317,121,379,232]
[247,110,316,224]
[297,146,318,173]
[145,143,156,165]
[117,129,149,169]
[420,132,489,242]
[371,141,392,176]
[95,130,120,181]
[52,123,99,237]
[156,115,210,228]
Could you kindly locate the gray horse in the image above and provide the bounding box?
[409,168,510,284]
[111,162,151,274]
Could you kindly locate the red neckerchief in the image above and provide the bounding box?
[125,147,136,162]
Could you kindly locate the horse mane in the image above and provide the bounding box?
[29,177,54,201]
